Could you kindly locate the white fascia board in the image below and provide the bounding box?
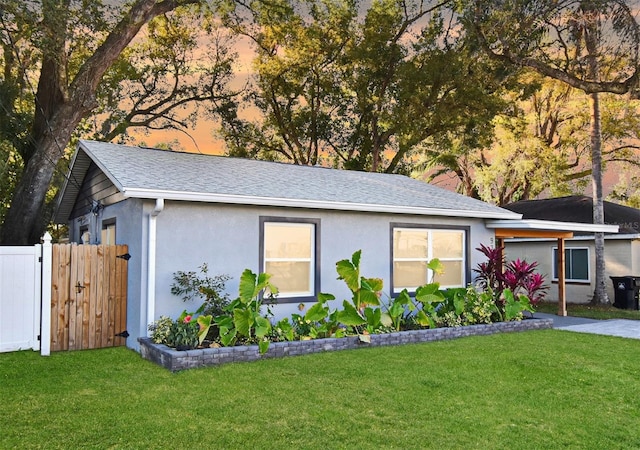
[121,187,522,220]
[507,233,640,243]
[486,219,619,233]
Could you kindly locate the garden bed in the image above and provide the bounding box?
[139,317,553,371]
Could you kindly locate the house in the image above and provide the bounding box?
[54,141,616,349]
[503,195,640,304]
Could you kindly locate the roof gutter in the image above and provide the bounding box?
[146,198,164,336]
[121,188,521,220]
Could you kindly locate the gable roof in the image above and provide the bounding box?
[55,140,521,222]
[504,195,640,234]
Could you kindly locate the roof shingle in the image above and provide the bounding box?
[56,140,520,221]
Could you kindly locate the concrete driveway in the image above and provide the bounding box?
[534,312,640,340]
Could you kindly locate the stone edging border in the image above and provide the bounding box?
[139,318,554,371]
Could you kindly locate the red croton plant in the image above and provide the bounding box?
[474,244,549,306]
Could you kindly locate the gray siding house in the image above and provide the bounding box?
[503,196,640,304]
[55,140,554,349]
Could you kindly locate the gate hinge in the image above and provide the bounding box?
[38,256,42,262]
[115,330,129,338]
[37,335,41,341]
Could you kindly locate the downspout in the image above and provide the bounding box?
[146,198,164,335]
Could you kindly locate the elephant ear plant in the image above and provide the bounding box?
[335,250,387,341]
[215,269,278,354]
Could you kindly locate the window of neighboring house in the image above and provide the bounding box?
[261,218,320,301]
[79,225,89,244]
[101,221,116,245]
[392,226,467,293]
[553,247,589,282]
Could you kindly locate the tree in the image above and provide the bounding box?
[461,0,640,303]
[0,0,224,245]
[92,9,237,145]
[421,75,640,205]
[220,0,507,173]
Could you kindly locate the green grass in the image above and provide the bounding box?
[536,301,640,320]
[2,330,640,449]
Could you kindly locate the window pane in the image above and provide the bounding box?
[394,229,428,259]
[101,223,115,245]
[432,231,463,258]
[394,261,427,290]
[570,249,589,280]
[266,261,311,293]
[265,224,312,258]
[433,261,463,287]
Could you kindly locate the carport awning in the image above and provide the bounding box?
[484,219,619,317]
[485,219,619,237]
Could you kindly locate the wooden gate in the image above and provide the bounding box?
[50,244,128,351]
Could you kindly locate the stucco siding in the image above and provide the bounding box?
[505,238,640,304]
[148,201,495,333]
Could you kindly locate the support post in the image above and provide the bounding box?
[557,238,567,317]
[40,233,52,356]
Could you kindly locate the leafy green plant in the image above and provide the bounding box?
[171,264,231,317]
[272,317,295,342]
[167,314,200,351]
[474,243,547,317]
[148,316,173,344]
[293,293,345,339]
[216,269,278,354]
[502,288,535,321]
[334,250,388,339]
[336,250,382,311]
[458,286,498,325]
[148,311,212,348]
[381,289,413,331]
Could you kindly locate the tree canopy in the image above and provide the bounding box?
[459,0,640,303]
[0,0,236,244]
[219,0,509,173]
[3,0,640,257]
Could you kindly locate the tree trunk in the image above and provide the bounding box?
[0,0,195,245]
[581,1,609,304]
[589,92,610,304]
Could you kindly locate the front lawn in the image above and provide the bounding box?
[2,330,640,449]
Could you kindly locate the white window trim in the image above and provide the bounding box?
[552,246,591,283]
[392,227,466,293]
[263,221,315,298]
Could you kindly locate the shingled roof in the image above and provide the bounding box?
[504,195,640,234]
[55,140,520,222]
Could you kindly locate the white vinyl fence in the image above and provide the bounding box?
[0,233,51,355]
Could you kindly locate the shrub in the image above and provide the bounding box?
[168,317,200,351]
[158,249,542,353]
[474,244,548,308]
[148,316,173,344]
[171,264,231,317]
[148,311,212,350]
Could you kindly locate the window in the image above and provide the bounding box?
[392,226,467,293]
[101,220,116,245]
[553,247,589,282]
[79,225,89,244]
[261,218,319,301]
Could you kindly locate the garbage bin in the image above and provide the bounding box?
[610,276,640,309]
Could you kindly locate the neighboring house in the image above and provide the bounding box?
[503,196,640,304]
[54,141,613,349]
